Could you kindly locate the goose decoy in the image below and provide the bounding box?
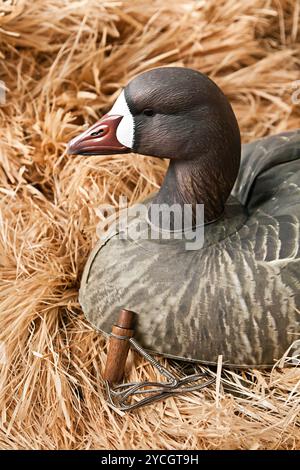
[68,67,300,371]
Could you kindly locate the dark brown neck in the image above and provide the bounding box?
[150,159,228,224]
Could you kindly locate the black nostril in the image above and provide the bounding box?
[91,129,105,137]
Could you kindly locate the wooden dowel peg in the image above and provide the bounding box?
[103,309,135,384]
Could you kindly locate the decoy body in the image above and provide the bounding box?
[68,67,300,368]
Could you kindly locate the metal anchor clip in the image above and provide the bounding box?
[103,309,215,411]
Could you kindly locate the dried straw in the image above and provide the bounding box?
[0,0,300,450]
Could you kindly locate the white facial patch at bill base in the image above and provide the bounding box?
[107,90,134,148]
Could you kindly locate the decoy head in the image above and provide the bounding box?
[68,67,241,220]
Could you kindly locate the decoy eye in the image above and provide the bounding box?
[91,129,105,137]
[143,108,154,117]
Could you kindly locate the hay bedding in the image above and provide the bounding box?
[0,0,300,450]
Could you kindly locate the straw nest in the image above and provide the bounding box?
[0,0,300,450]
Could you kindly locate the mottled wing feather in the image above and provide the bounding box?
[232,130,300,206]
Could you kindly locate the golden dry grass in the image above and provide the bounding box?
[0,0,300,450]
